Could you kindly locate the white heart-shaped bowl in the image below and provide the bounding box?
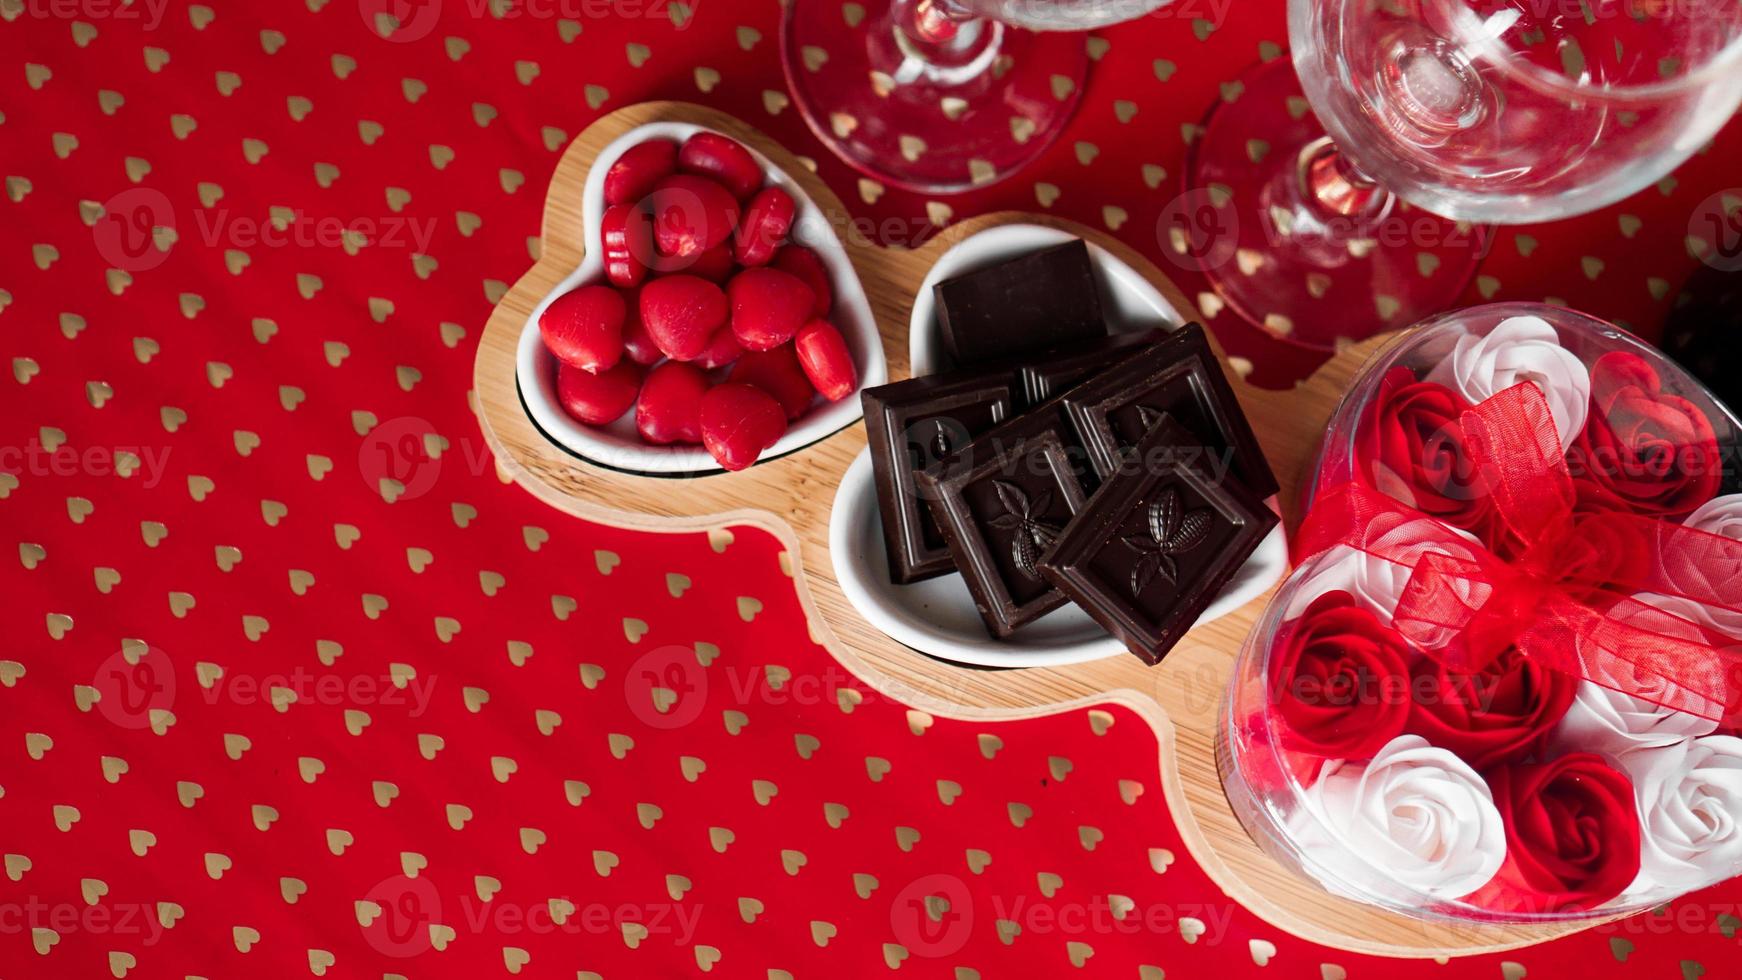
[517,122,886,474]
[829,223,1288,668]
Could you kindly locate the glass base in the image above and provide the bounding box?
[780,0,1088,194]
[1184,58,1486,352]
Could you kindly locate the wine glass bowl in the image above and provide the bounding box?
[1294,0,1742,224]
[1186,0,1742,350]
[1184,57,1493,350]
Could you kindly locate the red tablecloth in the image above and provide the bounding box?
[4,2,1740,977]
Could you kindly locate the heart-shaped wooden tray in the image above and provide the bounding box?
[473,102,1606,958]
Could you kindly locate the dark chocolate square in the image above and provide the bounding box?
[932,240,1107,367]
[915,410,1092,638]
[861,370,1020,583]
[1038,416,1279,664]
[1018,330,1160,408]
[1060,323,1279,499]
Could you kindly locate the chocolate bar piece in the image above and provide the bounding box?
[1018,330,1159,408]
[915,408,1092,638]
[1038,416,1279,664]
[862,369,1019,583]
[863,332,1153,585]
[1061,323,1279,499]
[933,240,1106,366]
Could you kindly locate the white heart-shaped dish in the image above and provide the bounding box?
[829,223,1288,668]
[517,121,887,474]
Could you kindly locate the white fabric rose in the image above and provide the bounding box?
[1285,513,1486,649]
[1291,735,1507,902]
[1551,592,1722,755]
[1672,494,1742,638]
[1684,494,1742,541]
[1425,315,1591,450]
[1626,591,1742,654]
[1620,735,1742,894]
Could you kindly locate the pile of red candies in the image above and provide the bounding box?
[538,131,860,471]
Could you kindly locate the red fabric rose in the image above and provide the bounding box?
[1268,591,1413,763]
[1568,351,1721,519]
[1405,646,1578,769]
[1541,493,1656,606]
[1476,753,1642,913]
[1357,367,1499,545]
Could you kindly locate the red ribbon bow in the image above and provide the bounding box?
[1297,382,1742,723]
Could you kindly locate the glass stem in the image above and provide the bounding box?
[890,0,1000,83]
[906,0,974,41]
[1297,136,1393,223]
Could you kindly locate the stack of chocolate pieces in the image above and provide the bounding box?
[861,240,1280,665]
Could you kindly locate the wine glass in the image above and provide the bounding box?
[1181,0,1742,351]
[782,0,1172,193]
